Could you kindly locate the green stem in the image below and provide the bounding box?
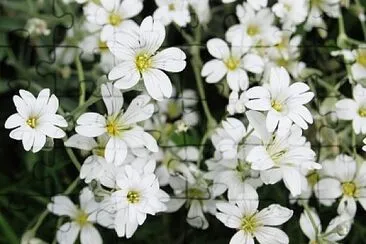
[75,55,86,106]
[0,212,18,244]
[64,140,81,171]
[69,94,101,118]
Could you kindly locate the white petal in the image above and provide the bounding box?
[256,204,293,226]
[230,231,254,244]
[47,196,78,217]
[56,222,80,244]
[105,137,127,165]
[101,83,123,115]
[152,47,187,72]
[242,54,264,74]
[143,68,173,100]
[80,225,102,244]
[64,134,98,151]
[207,38,230,59]
[255,226,289,244]
[201,60,227,83]
[5,113,24,129]
[122,95,154,124]
[139,16,165,54]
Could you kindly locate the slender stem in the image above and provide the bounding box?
[64,140,81,171]
[70,95,101,118]
[75,55,86,106]
[189,26,217,130]
[0,212,18,244]
[29,178,79,235]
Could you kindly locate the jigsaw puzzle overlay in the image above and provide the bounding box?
[1,0,366,243]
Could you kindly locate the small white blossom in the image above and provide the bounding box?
[201,38,264,91]
[75,83,158,165]
[336,84,366,134]
[305,0,341,31]
[246,67,314,133]
[84,0,142,41]
[153,0,191,27]
[25,18,50,36]
[47,188,103,244]
[314,154,366,217]
[216,191,293,244]
[272,0,308,30]
[5,89,67,153]
[300,209,352,243]
[107,16,187,100]
[105,165,169,238]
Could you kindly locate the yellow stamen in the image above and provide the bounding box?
[75,210,89,226]
[271,100,283,112]
[359,107,366,117]
[135,53,152,72]
[342,182,356,197]
[109,13,122,26]
[247,25,259,36]
[241,215,258,234]
[168,3,175,11]
[26,117,37,128]
[225,57,240,71]
[127,191,140,204]
[98,40,108,52]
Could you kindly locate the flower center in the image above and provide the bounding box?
[75,210,89,226]
[358,107,366,117]
[187,187,204,199]
[284,3,292,11]
[241,215,258,234]
[225,57,240,71]
[106,120,119,136]
[276,58,289,67]
[168,3,175,11]
[26,117,37,128]
[271,100,283,112]
[306,171,319,187]
[127,190,140,204]
[98,40,109,53]
[357,51,366,67]
[247,25,259,37]
[135,53,152,72]
[342,182,356,197]
[108,13,122,26]
[93,147,105,157]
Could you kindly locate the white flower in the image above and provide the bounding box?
[211,117,248,159]
[272,0,308,30]
[246,67,314,133]
[336,84,366,134]
[247,0,268,10]
[226,3,280,46]
[245,111,320,196]
[79,23,119,73]
[84,0,142,41]
[5,89,67,153]
[305,0,341,31]
[75,83,158,165]
[300,209,352,243]
[166,174,216,229]
[155,145,198,186]
[332,47,366,81]
[205,152,262,201]
[314,154,366,217]
[25,18,50,36]
[227,91,248,115]
[363,138,366,151]
[107,165,169,238]
[107,16,186,100]
[47,188,102,244]
[188,0,211,24]
[153,0,191,27]
[201,38,264,91]
[216,191,293,244]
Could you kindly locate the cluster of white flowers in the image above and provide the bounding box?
[6,0,366,243]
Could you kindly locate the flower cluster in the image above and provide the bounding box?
[3,0,366,243]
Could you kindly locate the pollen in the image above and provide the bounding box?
[108,13,122,26]
[241,215,258,234]
[342,182,356,197]
[271,100,283,112]
[26,117,37,128]
[225,57,240,71]
[127,190,140,204]
[168,3,175,11]
[98,40,108,52]
[247,25,259,37]
[75,210,89,226]
[135,53,152,72]
[106,120,119,136]
[357,51,366,67]
[358,107,366,117]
